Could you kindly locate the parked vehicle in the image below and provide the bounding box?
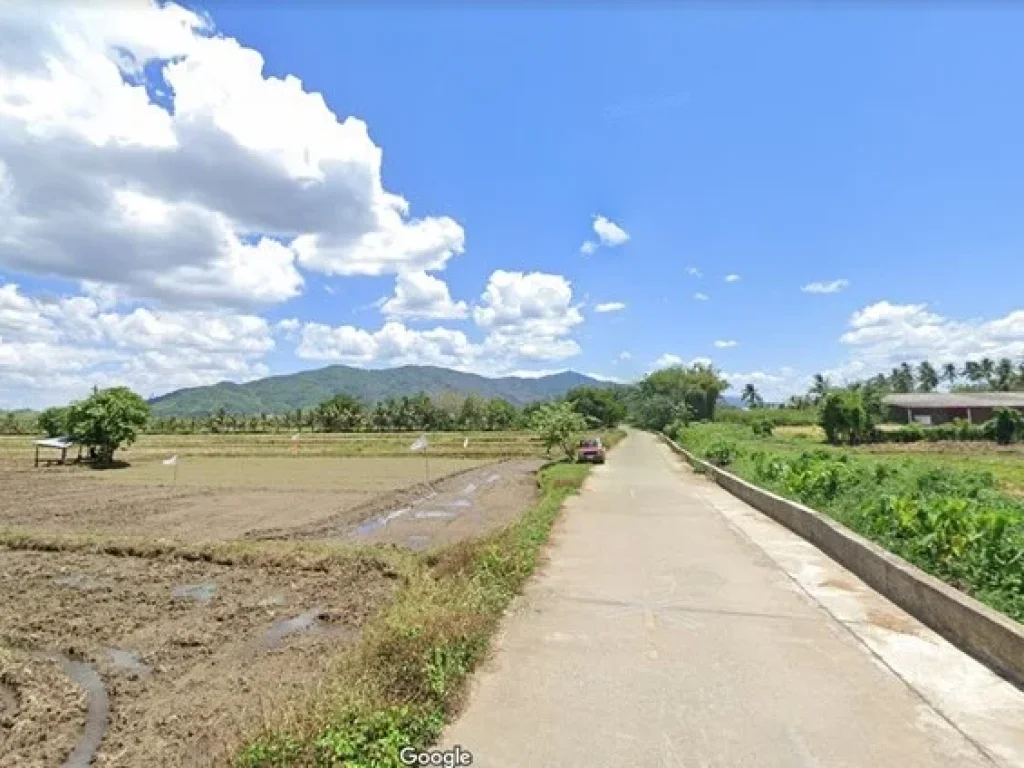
[577,437,606,464]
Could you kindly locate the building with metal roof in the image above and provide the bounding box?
[882,392,1024,425]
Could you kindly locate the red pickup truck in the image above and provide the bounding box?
[577,437,606,464]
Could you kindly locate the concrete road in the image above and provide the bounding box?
[443,430,1024,767]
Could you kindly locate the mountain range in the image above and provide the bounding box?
[148,365,615,417]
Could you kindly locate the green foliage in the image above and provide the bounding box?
[315,393,366,432]
[818,389,874,445]
[530,401,588,459]
[66,387,149,464]
[984,408,1024,445]
[37,407,69,437]
[702,440,738,467]
[626,362,728,430]
[674,423,1024,623]
[565,386,626,428]
[717,406,819,427]
[750,417,774,438]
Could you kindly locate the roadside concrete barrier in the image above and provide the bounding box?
[661,433,1024,691]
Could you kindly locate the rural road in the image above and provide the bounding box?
[443,430,1024,767]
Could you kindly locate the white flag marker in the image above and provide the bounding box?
[463,437,469,449]
[290,434,300,441]
[163,454,179,485]
[410,435,429,452]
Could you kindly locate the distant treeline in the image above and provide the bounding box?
[4,386,629,436]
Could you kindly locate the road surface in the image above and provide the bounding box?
[443,430,1024,767]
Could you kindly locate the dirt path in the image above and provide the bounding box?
[443,430,1024,767]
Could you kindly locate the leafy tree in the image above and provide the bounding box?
[984,408,1023,445]
[67,386,150,464]
[316,394,365,432]
[963,360,983,384]
[566,386,626,428]
[917,361,939,393]
[484,398,517,431]
[37,406,69,437]
[740,383,764,409]
[819,389,873,446]
[458,394,486,431]
[530,401,588,459]
[630,363,729,427]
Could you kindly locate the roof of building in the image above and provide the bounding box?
[33,436,75,449]
[882,392,1024,409]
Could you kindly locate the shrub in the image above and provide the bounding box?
[984,408,1024,445]
[702,440,738,467]
[750,418,774,438]
[818,389,874,445]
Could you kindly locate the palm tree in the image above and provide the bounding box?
[741,383,763,409]
[809,374,831,402]
[963,360,982,385]
[941,363,958,388]
[995,358,1014,391]
[917,361,939,393]
[980,357,996,386]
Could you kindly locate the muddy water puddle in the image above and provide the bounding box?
[49,654,109,768]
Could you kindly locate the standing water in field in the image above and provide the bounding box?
[48,654,109,768]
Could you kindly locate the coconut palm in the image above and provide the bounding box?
[941,362,958,388]
[995,358,1015,391]
[917,361,939,393]
[741,383,763,409]
[980,357,996,386]
[809,374,831,402]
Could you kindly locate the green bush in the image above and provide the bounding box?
[750,418,774,438]
[702,440,738,467]
[984,408,1024,445]
[818,390,874,445]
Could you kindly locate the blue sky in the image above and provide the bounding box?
[1,3,1023,407]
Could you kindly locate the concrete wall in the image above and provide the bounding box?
[661,434,1024,691]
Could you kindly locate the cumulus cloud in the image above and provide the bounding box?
[713,340,738,348]
[725,274,741,283]
[594,301,626,313]
[580,214,629,255]
[0,281,273,407]
[685,266,702,277]
[802,279,849,294]
[0,2,464,306]
[721,367,808,403]
[378,271,468,320]
[617,351,632,362]
[694,292,709,301]
[653,353,684,369]
[828,301,1024,383]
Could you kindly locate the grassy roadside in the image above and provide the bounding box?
[232,455,602,767]
[670,423,1024,623]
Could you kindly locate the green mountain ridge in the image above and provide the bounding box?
[148,365,615,417]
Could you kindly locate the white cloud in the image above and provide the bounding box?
[685,266,702,277]
[725,274,740,283]
[379,271,468,320]
[472,270,583,362]
[694,292,709,301]
[802,279,849,294]
[594,301,626,313]
[296,321,477,368]
[713,340,739,348]
[721,368,810,403]
[829,301,1024,384]
[0,2,464,306]
[0,281,273,407]
[617,351,633,362]
[653,353,684,369]
[580,214,629,255]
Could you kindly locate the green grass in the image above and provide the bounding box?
[232,460,594,767]
[670,422,1024,623]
